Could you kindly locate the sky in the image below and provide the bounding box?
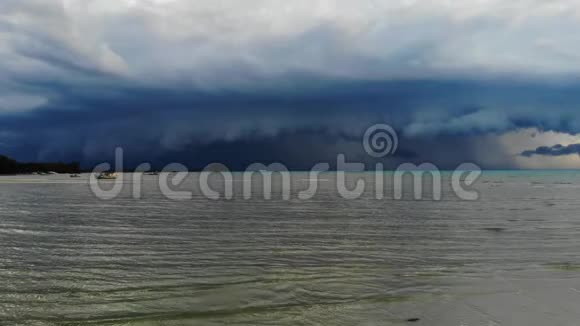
[2,0,580,169]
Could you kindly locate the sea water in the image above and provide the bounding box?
[1,172,580,325]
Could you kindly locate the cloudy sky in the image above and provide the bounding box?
[2,0,580,169]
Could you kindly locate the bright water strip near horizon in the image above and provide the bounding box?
[1,172,580,325]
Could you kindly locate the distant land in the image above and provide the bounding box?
[0,155,80,175]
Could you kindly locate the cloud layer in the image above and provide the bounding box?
[521,144,580,157]
[2,0,580,168]
[6,0,580,84]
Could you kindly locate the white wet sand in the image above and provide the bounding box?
[386,275,580,325]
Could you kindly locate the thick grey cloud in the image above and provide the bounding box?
[5,0,580,84]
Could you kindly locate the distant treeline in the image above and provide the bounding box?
[0,155,80,175]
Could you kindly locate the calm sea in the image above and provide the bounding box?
[1,171,580,325]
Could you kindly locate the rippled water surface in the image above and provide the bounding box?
[1,172,580,325]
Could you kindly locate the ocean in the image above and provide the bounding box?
[1,171,580,325]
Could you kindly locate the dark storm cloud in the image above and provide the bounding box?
[3,1,580,169]
[521,144,580,157]
[2,76,576,169]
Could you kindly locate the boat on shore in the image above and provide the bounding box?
[97,172,118,180]
[70,174,81,178]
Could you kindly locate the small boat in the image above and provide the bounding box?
[97,172,118,180]
[47,171,58,175]
[70,174,81,178]
[145,171,160,176]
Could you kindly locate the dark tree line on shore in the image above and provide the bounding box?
[0,155,80,175]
